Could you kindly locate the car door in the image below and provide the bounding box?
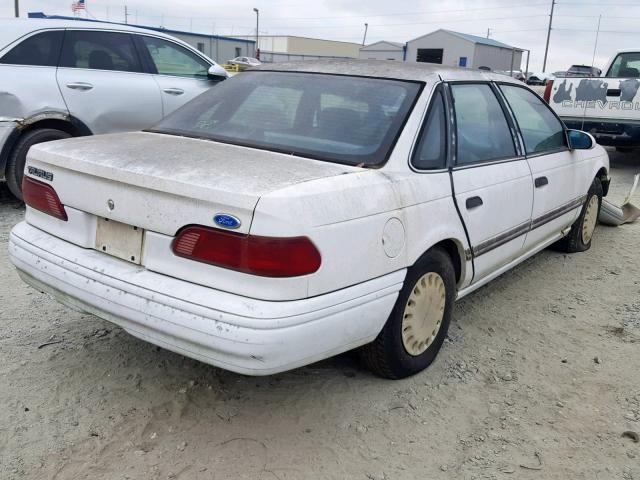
[449,82,534,281]
[0,30,67,119]
[135,35,216,117]
[498,84,585,250]
[56,29,163,134]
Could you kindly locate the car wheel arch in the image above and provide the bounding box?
[1,115,91,176]
[414,238,467,288]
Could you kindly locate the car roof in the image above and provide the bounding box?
[0,18,181,52]
[252,59,523,84]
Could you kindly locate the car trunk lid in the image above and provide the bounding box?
[25,131,357,237]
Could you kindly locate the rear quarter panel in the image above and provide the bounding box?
[254,170,470,297]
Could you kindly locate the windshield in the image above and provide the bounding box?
[150,71,422,166]
[606,52,640,78]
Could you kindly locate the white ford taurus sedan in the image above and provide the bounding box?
[9,60,610,379]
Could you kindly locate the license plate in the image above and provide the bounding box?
[95,218,144,264]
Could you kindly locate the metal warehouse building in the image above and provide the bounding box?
[28,12,255,63]
[405,29,523,71]
[230,35,361,62]
[358,41,404,61]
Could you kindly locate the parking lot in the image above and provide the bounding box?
[0,148,637,479]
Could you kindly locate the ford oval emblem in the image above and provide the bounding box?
[214,214,241,229]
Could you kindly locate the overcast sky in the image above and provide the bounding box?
[4,0,640,72]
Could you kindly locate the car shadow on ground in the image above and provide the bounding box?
[0,182,23,208]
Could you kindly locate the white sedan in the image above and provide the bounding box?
[9,61,610,378]
[228,56,261,67]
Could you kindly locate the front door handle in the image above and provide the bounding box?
[466,196,483,210]
[66,82,93,91]
[535,176,549,188]
[163,88,185,96]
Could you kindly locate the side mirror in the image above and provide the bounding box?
[567,129,594,150]
[207,64,229,81]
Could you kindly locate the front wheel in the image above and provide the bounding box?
[556,177,603,253]
[359,247,456,379]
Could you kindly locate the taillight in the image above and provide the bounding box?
[543,80,554,103]
[172,225,321,277]
[22,176,68,221]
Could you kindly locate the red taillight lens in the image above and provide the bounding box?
[543,79,554,103]
[172,225,321,277]
[22,176,68,221]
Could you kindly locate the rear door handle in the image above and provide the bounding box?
[66,82,93,91]
[606,88,621,97]
[535,176,549,188]
[466,196,483,210]
[163,88,185,96]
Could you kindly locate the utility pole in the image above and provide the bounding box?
[542,0,555,73]
[14,0,19,17]
[253,8,259,58]
[591,15,602,68]
[362,23,369,46]
[486,28,491,39]
[124,5,130,24]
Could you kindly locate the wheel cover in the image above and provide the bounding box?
[401,272,446,356]
[581,195,599,244]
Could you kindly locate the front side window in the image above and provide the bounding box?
[451,83,515,165]
[150,71,422,166]
[412,88,447,170]
[60,30,141,72]
[500,85,565,155]
[0,30,63,67]
[606,52,640,78]
[141,36,210,78]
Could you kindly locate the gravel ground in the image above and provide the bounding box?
[0,149,639,480]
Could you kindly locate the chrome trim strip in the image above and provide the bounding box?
[473,221,530,257]
[529,195,586,231]
[471,195,586,258]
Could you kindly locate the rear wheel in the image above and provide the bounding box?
[359,247,456,379]
[556,177,603,253]
[6,128,71,201]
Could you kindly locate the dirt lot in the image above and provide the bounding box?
[1,150,639,480]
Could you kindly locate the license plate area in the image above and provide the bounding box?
[95,218,144,264]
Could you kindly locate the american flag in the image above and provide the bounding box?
[71,0,86,12]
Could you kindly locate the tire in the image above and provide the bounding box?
[5,128,71,201]
[359,247,456,379]
[556,177,603,253]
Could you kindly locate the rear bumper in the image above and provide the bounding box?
[8,222,403,375]
[563,117,640,147]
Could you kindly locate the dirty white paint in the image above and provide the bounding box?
[9,62,611,374]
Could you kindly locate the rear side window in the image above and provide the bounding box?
[412,88,447,170]
[60,31,142,72]
[451,83,515,165]
[500,85,565,155]
[140,36,210,78]
[0,30,63,67]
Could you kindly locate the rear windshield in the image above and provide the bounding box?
[150,71,422,166]
[606,52,640,78]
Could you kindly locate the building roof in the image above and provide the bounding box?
[360,40,405,51]
[408,29,520,50]
[27,12,255,43]
[253,58,524,84]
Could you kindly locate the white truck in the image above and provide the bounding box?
[544,49,640,151]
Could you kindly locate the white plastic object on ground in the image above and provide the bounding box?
[599,174,640,226]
